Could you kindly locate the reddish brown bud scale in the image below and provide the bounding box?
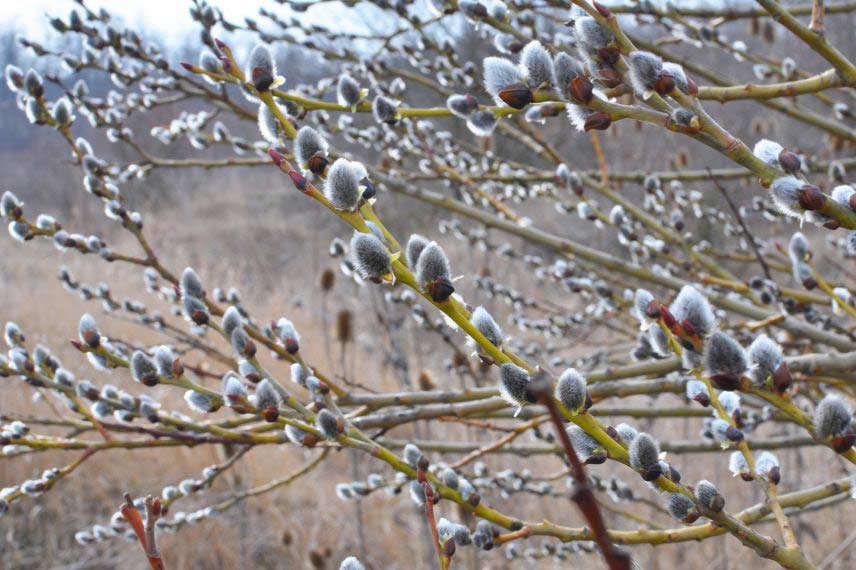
[768,465,781,485]
[777,149,801,173]
[261,407,279,422]
[798,185,826,211]
[710,374,741,391]
[593,1,612,18]
[659,305,676,329]
[288,170,308,192]
[686,77,698,95]
[307,154,329,176]
[772,362,792,393]
[426,277,455,303]
[570,75,593,103]
[597,47,620,65]
[830,429,855,453]
[180,62,194,72]
[644,299,661,319]
[583,112,611,132]
[653,72,676,95]
[497,83,533,109]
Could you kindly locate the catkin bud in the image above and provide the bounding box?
[246,43,277,92]
[339,557,365,570]
[257,103,284,144]
[51,97,74,126]
[704,331,747,390]
[255,379,281,421]
[629,432,661,480]
[415,242,454,302]
[181,267,204,299]
[372,95,398,124]
[24,69,43,98]
[552,52,583,98]
[4,64,23,92]
[405,234,429,268]
[814,395,853,443]
[729,450,752,480]
[747,334,789,391]
[230,327,256,358]
[0,191,22,218]
[615,423,638,444]
[221,306,243,339]
[567,425,606,464]
[471,306,503,347]
[446,94,479,118]
[685,379,710,406]
[184,390,221,413]
[770,176,807,219]
[627,51,668,95]
[403,443,422,468]
[295,126,329,174]
[667,493,698,523]
[466,109,497,136]
[755,451,780,484]
[78,313,100,348]
[350,232,391,281]
[694,480,724,512]
[223,373,248,403]
[324,159,361,211]
[520,41,553,88]
[483,56,529,108]
[276,318,300,354]
[337,75,361,108]
[499,363,533,411]
[130,351,159,386]
[316,409,342,439]
[669,285,715,339]
[556,368,587,413]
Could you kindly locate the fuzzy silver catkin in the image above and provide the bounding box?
[483,56,524,103]
[221,306,243,340]
[153,346,176,378]
[324,159,361,211]
[705,331,748,377]
[199,50,220,77]
[78,313,100,347]
[257,103,282,144]
[831,184,855,207]
[552,52,583,96]
[519,41,553,88]
[337,75,361,108]
[627,51,663,93]
[632,289,654,324]
[350,232,391,280]
[446,94,479,118]
[669,285,715,338]
[277,317,300,353]
[130,351,158,384]
[245,43,276,88]
[403,442,422,467]
[466,109,497,136]
[4,64,22,92]
[24,69,42,97]
[466,307,499,347]
[629,432,659,470]
[555,368,587,412]
[575,17,612,50]
[788,232,809,263]
[51,97,74,126]
[663,62,689,93]
[415,242,451,289]
[339,556,365,570]
[255,379,280,410]
[371,95,397,124]
[667,493,696,521]
[755,451,779,479]
[615,423,638,443]
[746,334,783,385]
[316,409,341,439]
[230,327,253,358]
[184,390,219,413]
[295,126,328,167]
[181,267,204,299]
[769,176,805,219]
[222,373,247,401]
[694,480,721,509]
[0,191,21,218]
[567,425,603,462]
[814,395,852,438]
[752,139,784,167]
[565,103,596,132]
[499,363,531,408]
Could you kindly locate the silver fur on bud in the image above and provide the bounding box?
[627,51,663,94]
[324,159,361,211]
[372,95,398,124]
[667,493,696,522]
[483,56,524,103]
[316,408,341,439]
[814,395,852,439]
[705,331,748,377]
[257,103,283,144]
[555,368,587,413]
[629,432,660,471]
[339,557,365,570]
[746,334,783,386]
[520,41,553,88]
[337,75,361,108]
[466,109,497,136]
[498,363,531,409]
[295,126,329,167]
[350,232,391,280]
[567,425,605,463]
[770,176,805,218]
[446,94,479,118]
[181,267,204,299]
[552,52,583,97]
[130,351,158,385]
[471,306,503,347]
[415,242,452,291]
[670,285,715,338]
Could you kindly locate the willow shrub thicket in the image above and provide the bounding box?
[1,0,856,569]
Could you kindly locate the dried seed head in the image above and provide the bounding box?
[567,424,606,464]
[746,334,784,387]
[446,94,479,118]
[471,306,503,347]
[184,390,220,413]
[324,159,361,211]
[51,97,74,126]
[257,103,284,144]
[552,52,583,98]
[406,234,430,268]
[499,363,533,409]
[670,286,715,339]
[337,75,361,108]
[415,242,453,301]
[627,51,664,94]
[372,95,398,124]
[350,232,391,280]
[246,43,277,92]
[483,56,527,106]
[520,41,553,88]
[556,368,587,413]
[667,493,698,523]
[629,432,660,475]
[131,351,159,386]
[339,557,365,570]
[814,395,852,439]
[694,480,724,512]
[316,408,342,439]
[705,331,747,387]
[78,313,100,348]
[466,109,497,136]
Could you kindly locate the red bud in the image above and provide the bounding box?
[583,111,611,132]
